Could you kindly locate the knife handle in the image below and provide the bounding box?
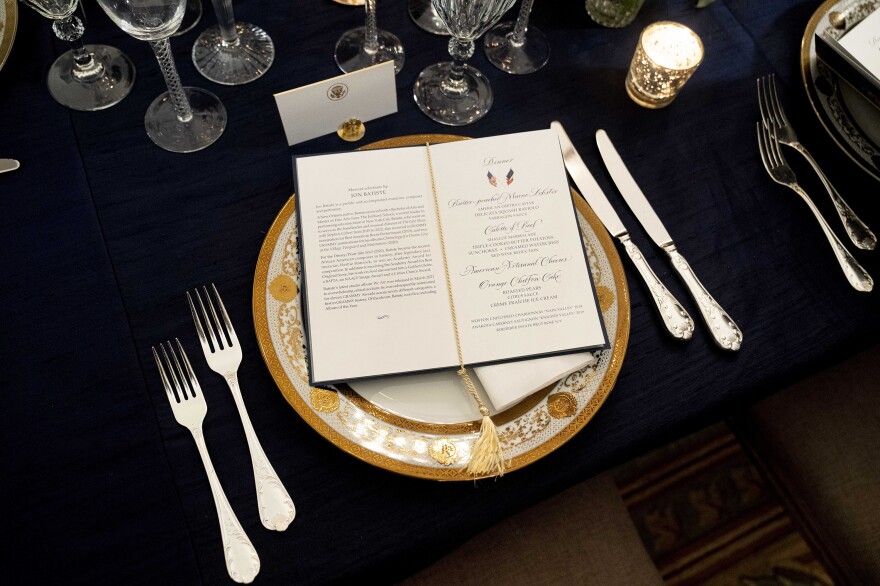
[663,245,743,351]
[618,234,694,341]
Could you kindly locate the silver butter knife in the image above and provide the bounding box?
[0,159,20,174]
[551,122,694,341]
[595,129,743,352]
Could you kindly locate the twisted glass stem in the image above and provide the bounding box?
[364,0,379,54]
[442,37,474,97]
[511,0,535,46]
[52,15,104,81]
[209,0,239,46]
[149,39,193,122]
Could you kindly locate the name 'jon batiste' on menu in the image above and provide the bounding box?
[293,130,609,410]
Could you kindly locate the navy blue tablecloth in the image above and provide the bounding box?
[2,1,878,583]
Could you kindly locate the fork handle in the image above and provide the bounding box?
[662,245,743,351]
[790,184,874,292]
[191,428,260,584]
[792,142,877,251]
[225,372,296,531]
[618,234,694,340]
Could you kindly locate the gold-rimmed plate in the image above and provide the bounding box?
[801,0,880,181]
[0,0,18,72]
[253,134,630,481]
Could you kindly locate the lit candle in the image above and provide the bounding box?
[626,21,704,108]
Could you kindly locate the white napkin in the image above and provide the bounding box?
[474,352,596,412]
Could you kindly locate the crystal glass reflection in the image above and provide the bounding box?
[96,0,226,152]
[21,0,135,111]
[484,0,549,74]
[192,0,274,84]
[335,0,404,74]
[172,0,202,36]
[408,0,448,36]
[413,0,517,126]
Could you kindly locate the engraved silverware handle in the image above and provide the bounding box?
[226,373,295,531]
[793,142,876,251]
[662,245,743,351]
[191,428,261,584]
[618,234,695,340]
[790,184,874,292]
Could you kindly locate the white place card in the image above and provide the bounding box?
[839,8,880,78]
[274,61,397,146]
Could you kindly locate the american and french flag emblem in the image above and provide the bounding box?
[486,169,514,187]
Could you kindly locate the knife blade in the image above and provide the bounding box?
[551,121,693,341]
[595,129,742,351]
[0,159,20,174]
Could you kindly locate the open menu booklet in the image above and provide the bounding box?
[294,129,608,411]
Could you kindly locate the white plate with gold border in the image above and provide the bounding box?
[802,0,880,181]
[0,0,18,72]
[253,134,630,481]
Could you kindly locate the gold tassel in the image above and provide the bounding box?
[467,414,505,477]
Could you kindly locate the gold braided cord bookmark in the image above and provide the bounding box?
[424,143,505,478]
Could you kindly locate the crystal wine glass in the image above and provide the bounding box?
[172,0,202,37]
[192,0,274,84]
[483,0,549,74]
[335,0,404,74]
[21,0,135,111]
[413,0,517,126]
[408,0,448,36]
[95,0,226,153]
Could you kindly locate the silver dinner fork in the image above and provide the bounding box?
[188,284,295,531]
[153,340,260,584]
[757,122,873,292]
[757,74,876,250]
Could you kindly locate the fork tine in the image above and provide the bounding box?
[195,288,222,352]
[175,338,202,397]
[203,285,230,348]
[210,283,238,346]
[757,77,771,127]
[769,74,789,127]
[153,346,178,404]
[164,342,191,400]
[770,125,785,166]
[759,76,779,128]
[187,292,212,354]
[757,122,771,173]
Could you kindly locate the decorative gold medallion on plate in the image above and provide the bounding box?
[253,134,630,481]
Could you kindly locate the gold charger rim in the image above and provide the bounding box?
[252,133,630,481]
[800,0,880,182]
[0,0,18,72]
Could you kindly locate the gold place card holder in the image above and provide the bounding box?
[626,21,704,109]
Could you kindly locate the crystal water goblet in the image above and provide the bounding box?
[335,0,404,74]
[95,0,226,153]
[172,0,202,37]
[408,0,448,36]
[21,0,135,111]
[192,0,274,84]
[484,0,549,74]
[413,0,517,126]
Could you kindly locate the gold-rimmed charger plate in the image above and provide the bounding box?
[801,0,880,181]
[253,134,630,481]
[0,0,18,72]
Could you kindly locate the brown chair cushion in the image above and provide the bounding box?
[735,344,880,585]
[398,472,663,586]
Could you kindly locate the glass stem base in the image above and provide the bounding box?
[145,87,227,153]
[408,0,449,36]
[334,26,405,74]
[413,61,494,126]
[47,44,136,111]
[192,22,275,85]
[483,21,550,75]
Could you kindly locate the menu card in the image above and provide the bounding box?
[816,8,880,110]
[294,130,608,387]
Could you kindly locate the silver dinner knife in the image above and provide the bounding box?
[0,159,20,174]
[551,121,694,341]
[595,129,743,351]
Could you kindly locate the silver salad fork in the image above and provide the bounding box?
[153,340,260,584]
[188,284,295,531]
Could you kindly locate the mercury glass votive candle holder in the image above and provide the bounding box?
[625,21,704,108]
